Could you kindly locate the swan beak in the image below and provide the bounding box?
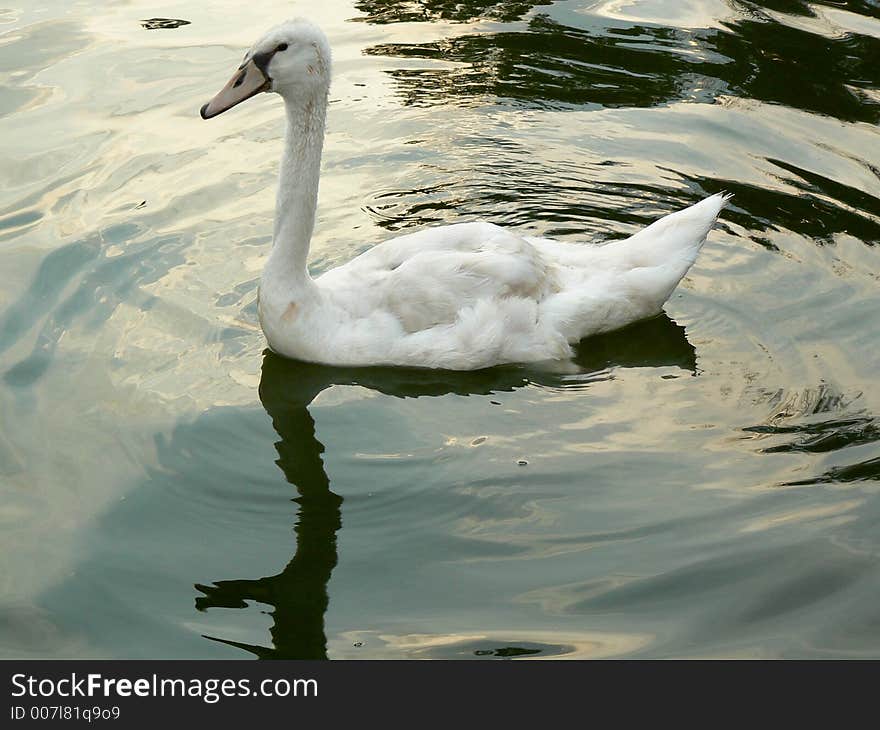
[200,59,269,119]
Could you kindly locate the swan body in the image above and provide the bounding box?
[202,19,728,371]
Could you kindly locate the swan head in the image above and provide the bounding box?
[200,18,331,120]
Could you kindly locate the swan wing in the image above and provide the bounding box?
[317,221,558,333]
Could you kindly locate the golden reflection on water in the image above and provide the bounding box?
[332,628,651,658]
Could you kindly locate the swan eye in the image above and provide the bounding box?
[276,43,288,52]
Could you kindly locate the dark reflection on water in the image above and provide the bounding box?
[363,169,686,235]
[366,15,719,110]
[743,384,880,456]
[741,383,880,490]
[752,418,880,455]
[783,457,880,487]
[451,641,573,658]
[355,0,551,23]
[751,0,880,20]
[686,165,880,248]
[366,9,880,123]
[716,10,880,124]
[195,315,693,658]
[195,356,342,659]
[140,18,191,31]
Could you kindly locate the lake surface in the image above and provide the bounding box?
[1,0,879,659]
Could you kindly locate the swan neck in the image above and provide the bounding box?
[270,92,327,281]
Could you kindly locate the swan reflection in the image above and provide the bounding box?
[195,314,695,658]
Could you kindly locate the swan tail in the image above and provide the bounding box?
[607,192,729,309]
[549,193,729,338]
[615,192,730,270]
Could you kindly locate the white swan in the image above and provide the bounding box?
[201,18,728,371]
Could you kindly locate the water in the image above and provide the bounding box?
[1,0,879,659]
